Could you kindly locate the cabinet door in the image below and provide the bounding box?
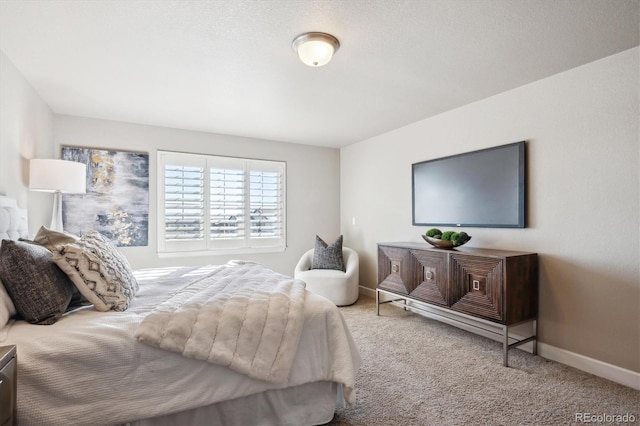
[408,249,448,306]
[378,246,416,295]
[449,254,504,322]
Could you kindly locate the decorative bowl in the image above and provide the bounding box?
[422,235,471,249]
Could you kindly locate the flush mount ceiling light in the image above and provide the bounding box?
[292,32,340,67]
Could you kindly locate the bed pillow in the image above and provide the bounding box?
[311,235,345,271]
[0,239,74,325]
[34,226,80,251]
[0,277,17,328]
[52,230,139,312]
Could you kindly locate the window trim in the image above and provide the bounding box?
[157,150,286,256]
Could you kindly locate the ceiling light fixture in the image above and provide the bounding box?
[292,32,340,67]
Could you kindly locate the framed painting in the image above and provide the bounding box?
[61,146,149,247]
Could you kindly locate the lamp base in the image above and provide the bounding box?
[50,191,63,232]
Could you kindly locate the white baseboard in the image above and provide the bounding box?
[538,343,640,390]
[358,286,640,391]
[359,286,376,298]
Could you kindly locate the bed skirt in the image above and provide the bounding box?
[128,381,341,426]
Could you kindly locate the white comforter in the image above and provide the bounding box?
[136,261,307,384]
[1,264,361,425]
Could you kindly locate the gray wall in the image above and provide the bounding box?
[50,115,341,276]
[0,50,54,215]
[340,48,639,373]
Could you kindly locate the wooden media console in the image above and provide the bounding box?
[376,242,538,366]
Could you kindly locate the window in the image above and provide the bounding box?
[158,151,286,254]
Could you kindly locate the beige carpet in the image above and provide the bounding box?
[328,296,639,425]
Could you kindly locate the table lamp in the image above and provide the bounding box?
[29,159,87,231]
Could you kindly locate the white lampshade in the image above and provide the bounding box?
[292,32,340,67]
[29,159,86,194]
[29,159,86,231]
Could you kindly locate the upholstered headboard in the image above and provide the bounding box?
[0,196,29,241]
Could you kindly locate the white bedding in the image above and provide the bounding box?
[136,261,307,384]
[1,264,361,425]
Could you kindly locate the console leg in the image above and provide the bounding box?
[503,325,509,367]
[532,319,538,355]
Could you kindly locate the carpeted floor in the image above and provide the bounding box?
[328,296,639,426]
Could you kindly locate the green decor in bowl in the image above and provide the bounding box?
[422,229,471,249]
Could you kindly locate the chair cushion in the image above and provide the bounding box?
[311,235,345,271]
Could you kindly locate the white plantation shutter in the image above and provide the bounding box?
[158,151,285,253]
[246,160,284,248]
[208,163,246,249]
[159,152,207,252]
[249,166,283,241]
[164,165,204,240]
[210,167,245,239]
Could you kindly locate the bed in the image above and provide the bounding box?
[0,195,361,425]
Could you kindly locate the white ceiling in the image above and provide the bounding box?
[1,0,638,148]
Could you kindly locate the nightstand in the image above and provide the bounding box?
[0,345,16,426]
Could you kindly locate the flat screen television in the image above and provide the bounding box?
[412,141,526,228]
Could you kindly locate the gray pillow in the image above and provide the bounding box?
[0,239,74,325]
[311,235,345,271]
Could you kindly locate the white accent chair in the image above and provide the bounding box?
[294,247,359,306]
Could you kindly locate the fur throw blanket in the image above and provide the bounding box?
[135,261,307,384]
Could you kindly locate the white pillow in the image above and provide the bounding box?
[52,231,138,312]
[0,277,17,328]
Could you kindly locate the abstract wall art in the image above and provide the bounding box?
[61,146,149,247]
